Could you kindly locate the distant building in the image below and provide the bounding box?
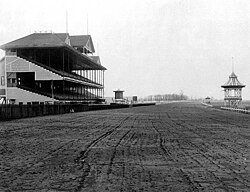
[113,89,125,103]
[132,96,137,103]
[0,32,106,104]
[221,72,245,107]
[205,97,211,104]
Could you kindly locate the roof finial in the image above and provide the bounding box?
[97,42,99,55]
[87,14,88,35]
[232,57,234,73]
[66,10,68,34]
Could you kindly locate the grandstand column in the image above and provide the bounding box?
[89,87,91,100]
[90,87,92,100]
[1,56,7,104]
[67,50,70,73]
[95,70,96,83]
[62,48,65,98]
[83,86,85,99]
[99,70,101,84]
[34,48,37,60]
[81,86,83,99]
[48,48,51,67]
[100,70,102,85]
[97,70,98,84]
[98,70,100,84]
[99,71,100,85]
[51,80,54,100]
[103,70,104,98]
[87,87,90,100]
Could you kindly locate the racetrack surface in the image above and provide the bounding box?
[1,102,250,192]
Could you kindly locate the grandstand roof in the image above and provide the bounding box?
[0,33,94,49]
[0,33,66,49]
[0,33,105,70]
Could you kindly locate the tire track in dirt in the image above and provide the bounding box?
[1,139,77,184]
[98,116,138,191]
[2,102,250,191]
[0,116,113,188]
[148,104,231,190]
[150,116,200,191]
[106,128,133,192]
[106,128,132,178]
[163,104,250,190]
[74,115,133,192]
[137,116,157,191]
[1,113,134,191]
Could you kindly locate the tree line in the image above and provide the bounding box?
[143,92,188,102]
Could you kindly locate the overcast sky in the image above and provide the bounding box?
[1,0,250,99]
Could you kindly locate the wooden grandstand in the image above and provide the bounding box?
[0,32,106,104]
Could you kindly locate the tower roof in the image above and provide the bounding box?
[221,72,245,88]
[113,89,124,92]
[70,35,95,53]
[90,56,101,65]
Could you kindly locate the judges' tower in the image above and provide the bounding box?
[221,71,245,107]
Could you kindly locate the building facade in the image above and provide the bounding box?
[0,33,106,104]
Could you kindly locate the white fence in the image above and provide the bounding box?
[220,107,250,114]
[201,102,213,107]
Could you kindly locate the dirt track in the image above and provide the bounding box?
[1,102,250,192]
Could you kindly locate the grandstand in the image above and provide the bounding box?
[0,32,106,104]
